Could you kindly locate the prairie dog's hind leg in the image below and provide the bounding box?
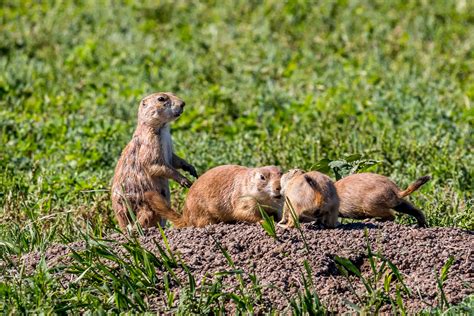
[393,200,428,227]
[376,211,396,222]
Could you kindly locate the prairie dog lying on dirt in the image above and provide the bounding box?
[146,165,283,227]
[335,173,430,227]
[279,169,339,228]
[111,92,197,231]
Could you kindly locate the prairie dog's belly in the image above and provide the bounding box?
[154,125,173,203]
[160,124,173,165]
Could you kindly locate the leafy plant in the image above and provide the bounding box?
[436,256,455,310]
[334,229,412,313]
[285,198,310,253]
[211,235,259,313]
[289,260,326,315]
[314,154,380,180]
[258,204,278,240]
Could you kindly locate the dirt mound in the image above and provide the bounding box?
[19,222,473,313]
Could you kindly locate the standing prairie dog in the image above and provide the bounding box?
[335,173,431,227]
[111,92,197,231]
[279,169,339,228]
[146,165,283,227]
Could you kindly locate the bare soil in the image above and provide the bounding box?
[19,222,473,313]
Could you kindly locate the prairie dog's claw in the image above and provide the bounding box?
[187,165,198,178]
[180,177,192,188]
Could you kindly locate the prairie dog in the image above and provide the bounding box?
[279,169,339,228]
[146,165,283,227]
[335,173,430,227]
[111,92,197,231]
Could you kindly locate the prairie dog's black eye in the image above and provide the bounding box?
[260,174,266,180]
[157,96,166,102]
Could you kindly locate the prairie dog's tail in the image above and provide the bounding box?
[304,175,323,206]
[145,192,186,228]
[398,175,431,198]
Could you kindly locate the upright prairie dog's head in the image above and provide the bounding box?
[281,168,305,193]
[138,92,186,128]
[247,166,283,200]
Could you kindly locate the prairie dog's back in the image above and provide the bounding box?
[334,172,430,227]
[335,173,400,217]
[182,164,282,227]
[183,165,246,222]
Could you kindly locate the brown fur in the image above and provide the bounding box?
[335,173,430,227]
[147,165,283,227]
[279,169,339,228]
[111,92,197,231]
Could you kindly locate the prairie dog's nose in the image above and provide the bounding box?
[178,100,185,108]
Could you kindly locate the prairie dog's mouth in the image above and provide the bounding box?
[272,194,282,199]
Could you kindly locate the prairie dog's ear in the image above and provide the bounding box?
[287,169,305,179]
[275,167,283,177]
[141,99,147,107]
[304,175,320,191]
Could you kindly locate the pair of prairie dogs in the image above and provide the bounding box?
[279,169,430,228]
[111,92,430,231]
[110,92,280,230]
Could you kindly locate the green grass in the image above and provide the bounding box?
[0,0,473,313]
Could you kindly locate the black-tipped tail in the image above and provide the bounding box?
[399,175,431,197]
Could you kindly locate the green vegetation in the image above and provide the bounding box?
[0,0,472,313]
[334,229,412,313]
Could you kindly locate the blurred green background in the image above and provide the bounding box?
[1,0,473,243]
